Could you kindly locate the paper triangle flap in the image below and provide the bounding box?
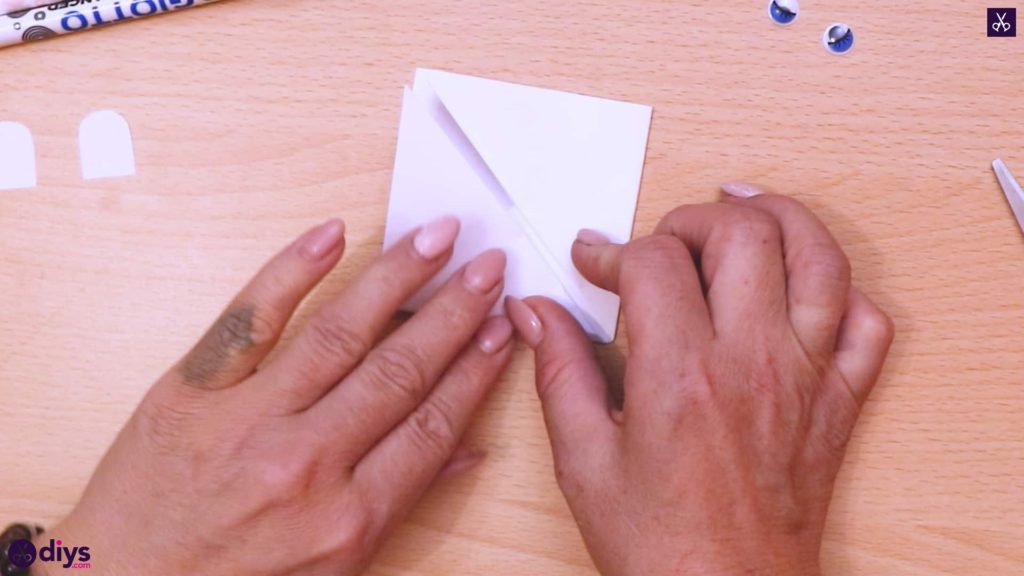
[414,68,651,251]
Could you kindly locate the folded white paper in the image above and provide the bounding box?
[384,69,652,343]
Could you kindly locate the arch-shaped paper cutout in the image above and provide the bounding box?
[0,121,37,190]
[79,110,136,180]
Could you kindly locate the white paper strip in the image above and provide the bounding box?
[0,121,38,190]
[79,110,136,180]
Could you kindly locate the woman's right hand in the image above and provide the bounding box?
[508,187,894,576]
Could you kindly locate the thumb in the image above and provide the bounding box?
[833,287,895,406]
[571,230,626,293]
[505,296,617,467]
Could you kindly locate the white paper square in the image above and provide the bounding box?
[384,69,652,343]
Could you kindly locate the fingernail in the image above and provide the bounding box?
[721,182,765,198]
[413,216,461,260]
[299,219,346,261]
[576,229,611,246]
[463,249,507,294]
[476,315,514,354]
[504,296,544,348]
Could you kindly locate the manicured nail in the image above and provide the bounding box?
[476,315,514,354]
[299,219,345,261]
[576,229,611,246]
[463,249,507,294]
[504,296,544,347]
[721,182,766,198]
[413,216,461,260]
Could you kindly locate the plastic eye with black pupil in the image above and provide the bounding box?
[768,0,799,25]
[824,23,855,54]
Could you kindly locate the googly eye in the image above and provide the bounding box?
[768,0,800,26]
[823,23,855,54]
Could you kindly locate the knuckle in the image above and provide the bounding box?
[306,313,371,362]
[242,306,280,349]
[792,242,851,287]
[655,205,694,234]
[758,194,802,213]
[324,502,373,559]
[180,305,260,388]
[213,307,258,350]
[624,235,690,271]
[257,443,319,503]
[863,309,896,346]
[259,265,295,300]
[442,360,488,396]
[535,354,581,405]
[721,211,781,247]
[364,345,430,401]
[654,372,715,423]
[407,398,459,458]
[678,368,715,405]
[434,297,475,330]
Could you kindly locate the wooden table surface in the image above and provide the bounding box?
[2,1,1022,574]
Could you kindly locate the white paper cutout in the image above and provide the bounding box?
[79,110,136,180]
[384,69,653,343]
[0,121,38,190]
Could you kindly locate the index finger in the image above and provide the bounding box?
[571,232,714,354]
[570,234,715,427]
[257,216,461,412]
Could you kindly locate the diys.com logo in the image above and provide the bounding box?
[5,538,92,570]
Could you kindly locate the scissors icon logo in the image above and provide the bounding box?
[993,12,1010,31]
[988,8,1016,36]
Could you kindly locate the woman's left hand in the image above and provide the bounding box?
[35,216,513,576]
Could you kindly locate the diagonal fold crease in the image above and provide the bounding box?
[413,81,607,340]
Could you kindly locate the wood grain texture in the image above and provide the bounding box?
[1,1,1022,573]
